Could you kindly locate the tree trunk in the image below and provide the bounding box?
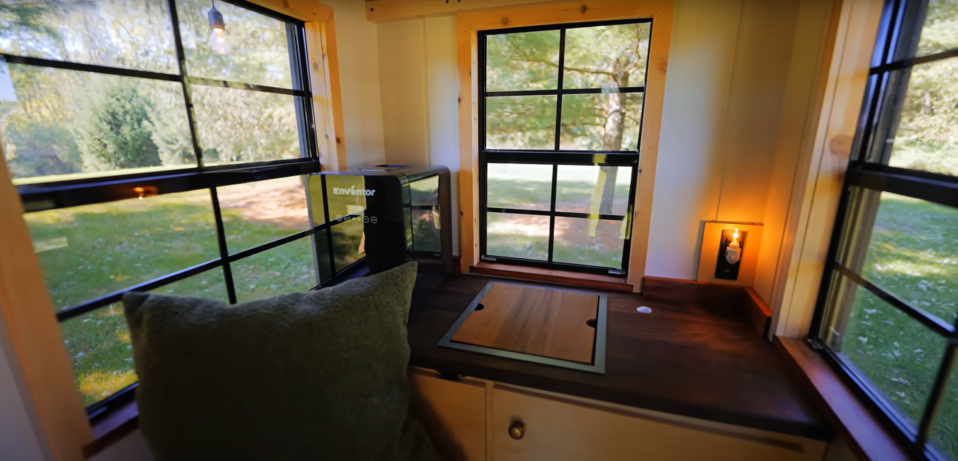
[598,52,631,214]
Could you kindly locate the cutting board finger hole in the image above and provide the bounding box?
[474,303,485,311]
[586,319,597,328]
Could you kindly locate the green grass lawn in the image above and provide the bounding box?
[485,169,631,269]
[837,194,958,458]
[27,180,320,406]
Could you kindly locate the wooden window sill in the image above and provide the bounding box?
[470,263,633,292]
[776,337,911,461]
[84,399,139,459]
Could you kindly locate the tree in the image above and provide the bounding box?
[890,0,958,175]
[485,23,651,213]
[0,2,58,38]
[2,0,302,179]
[145,84,196,167]
[71,77,161,171]
[4,120,81,177]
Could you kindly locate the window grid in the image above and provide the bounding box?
[6,0,358,418]
[478,19,650,275]
[810,1,958,459]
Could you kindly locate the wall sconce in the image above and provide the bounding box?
[696,222,764,287]
[716,228,746,280]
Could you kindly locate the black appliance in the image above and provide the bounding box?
[308,165,453,274]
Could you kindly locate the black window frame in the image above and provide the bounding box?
[477,19,651,276]
[809,1,958,459]
[4,0,362,419]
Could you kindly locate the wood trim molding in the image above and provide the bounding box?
[770,0,884,338]
[252,0,346,171]
[83,400,139,459]
[776,337,911,461]
[745,288,773,338]
[365,0,567,23]
[0,145,91,460]
[643,277,772,338]
[470,263,633,292]
[455,0,675,294]
[247,0,332,22]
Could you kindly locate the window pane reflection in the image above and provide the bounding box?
[563,23,651,89]
[877,59,958,176]
[176,0,294,88]
[486,163,553,211]
[485,30,560,92]
[190,85,302,165]
[25,190,219,309]
[218,176,310,254]
[840,191,958,325]
[331,217,366,273]
[0,0,177,73]
[552,217,625,268]
[820,275,947,427]
[485,96,557,150]
[3,65,194,184]
[486,212,549,261]
[559,93,643,151]
[233,236,316,302]
[555,165,632,215]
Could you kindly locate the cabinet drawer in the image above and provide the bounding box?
[409,370,486,461]
[493,387,821,461]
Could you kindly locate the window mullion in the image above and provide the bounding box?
[286,23,315,161]
[554,28,567,151]
[547,164,558,263]
[917,343,956,445]
[320,175,337,278]
[166,0,206,169]
[209,187,238,304]
[832,262,955,337]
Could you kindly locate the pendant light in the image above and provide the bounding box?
[208,1,230,55]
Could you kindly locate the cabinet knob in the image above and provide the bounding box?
[508,420,525,440]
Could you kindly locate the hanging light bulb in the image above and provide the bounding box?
[208,1,230,55]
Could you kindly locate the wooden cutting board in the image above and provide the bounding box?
[450,284,598,364]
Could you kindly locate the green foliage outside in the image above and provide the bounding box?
[835,195,958,458]
[888,0,958,175]
[484,24,649,151]
[1,0,300,182]
[72,78,163,171]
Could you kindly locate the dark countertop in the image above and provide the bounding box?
[407,272,832,440]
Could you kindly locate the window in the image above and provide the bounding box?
[478,20,651,275]
[811,1,958,459]
[1,0,357,417]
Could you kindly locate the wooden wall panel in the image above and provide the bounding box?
[378,19,431,166]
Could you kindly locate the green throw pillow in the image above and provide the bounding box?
[123,262,441,461]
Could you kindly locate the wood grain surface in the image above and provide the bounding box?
[470,263,633,292]
[409,272,832,440]
[451,284,598,364]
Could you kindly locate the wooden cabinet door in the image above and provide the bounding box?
[409,370,486,461]
[493,387,822,461]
